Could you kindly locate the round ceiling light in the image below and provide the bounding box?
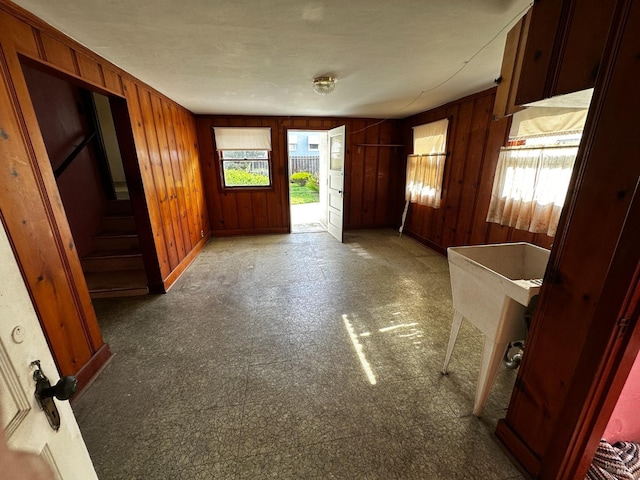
[312,76,336,95]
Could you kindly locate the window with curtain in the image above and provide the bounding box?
[405,118,449,209]
[213,127,272,188]
[486,107,587,237]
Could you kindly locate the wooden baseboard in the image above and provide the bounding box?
[162,232,211,292]
[403,230,447,256]
[71,343,113,402]
[496,419,541,478]
[211,227,289,237]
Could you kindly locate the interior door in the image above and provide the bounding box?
[327,125,346,242]
[0,221,98,479]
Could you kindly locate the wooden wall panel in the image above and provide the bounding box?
[401,88,554,254]
[38,33,77,75]
[454,93,494,246]
[75,52,104,88]
[0,10,38,56]
[196,115,402,236]
[0,0,208,390]
[102,66,122,95]
[469,116,510,245]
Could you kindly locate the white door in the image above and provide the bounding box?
[327,125,346,242]
[0,222,98,479]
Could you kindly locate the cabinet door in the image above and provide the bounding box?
[515,0,616,105]
[553,0,616,96]
[493,11,531,119]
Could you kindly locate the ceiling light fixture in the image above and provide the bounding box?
[312,76,336,95]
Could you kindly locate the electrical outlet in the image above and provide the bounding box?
[200,230,204,238]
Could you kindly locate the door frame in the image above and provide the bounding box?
[285,128,328,233]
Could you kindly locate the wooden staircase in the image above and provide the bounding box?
[82,200,149,298]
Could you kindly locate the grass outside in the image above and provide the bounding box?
[289,184,319,205]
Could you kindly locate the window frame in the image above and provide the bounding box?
[212,126,274,191]
[217,150,274,191]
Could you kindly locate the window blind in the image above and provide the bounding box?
[213,127,272,151]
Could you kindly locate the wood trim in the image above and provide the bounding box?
[403,230,446,256]
[0,40,102,371]
[70,342,113,400]
[545,181,640,478]
[161,231,211,292]
[211,227,289,237]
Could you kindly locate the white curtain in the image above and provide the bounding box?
[486,146,577,237]
[405,153,447,208]
[405,118,449,209]
[213,127,272,151]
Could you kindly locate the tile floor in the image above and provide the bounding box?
[73,229,524,479]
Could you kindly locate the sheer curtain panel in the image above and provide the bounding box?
[405,118,449,209]
[486,146,578,237]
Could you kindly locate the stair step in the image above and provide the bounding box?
[81,252,144,272]
[101,215,136,234]
[106,199,133,216]
[93,233,140,251]
[85,270,148,299]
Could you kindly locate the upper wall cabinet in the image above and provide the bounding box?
[493,10,531,119]
[494,0,616,118]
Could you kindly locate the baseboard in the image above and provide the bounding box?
[211,227,289,237]
[403,230,447,256]
[71,343,113,402]
[162,232,211,292]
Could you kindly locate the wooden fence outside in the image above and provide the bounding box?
[289,156,319,176]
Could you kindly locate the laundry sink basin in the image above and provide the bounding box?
[442,242,550,416]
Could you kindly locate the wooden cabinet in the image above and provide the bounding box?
[517,0,616,105]
[493,11,531,119]
[494,0,616,118]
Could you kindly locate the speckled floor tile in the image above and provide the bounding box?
[76,229,525,480]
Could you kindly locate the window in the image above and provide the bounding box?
[308,134,320,151]
[213,127,272,188]
[486,107,587,237]
[288,133,297,152]
[405,118,449,208]
[289,143,297,152]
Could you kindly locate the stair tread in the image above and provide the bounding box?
[84,248,142,259]
[105,200,134,216]
[94,232,138,238]
[84,270,147,291]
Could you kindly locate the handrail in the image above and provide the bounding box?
[54,131,97,179]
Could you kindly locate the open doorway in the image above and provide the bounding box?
[19,60,155,298]
[287,130,328,233]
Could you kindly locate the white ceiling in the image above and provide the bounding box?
[13,0,531,118]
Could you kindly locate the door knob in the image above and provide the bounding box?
[39,375,78,401]
[31,360,78,430]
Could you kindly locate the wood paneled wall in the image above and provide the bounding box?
[0,0,207,388]
[196,116,403,235]
[400,88,554,254]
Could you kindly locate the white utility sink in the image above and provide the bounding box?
[442,242,550,417]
